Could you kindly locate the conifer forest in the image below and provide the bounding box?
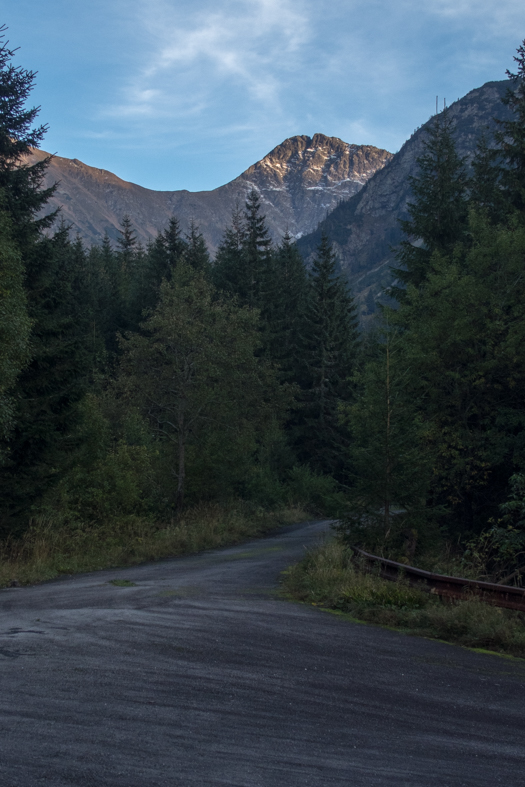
[3,29,525,588]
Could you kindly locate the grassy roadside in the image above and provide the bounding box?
[0,502,308,588]
[281,537,525,658]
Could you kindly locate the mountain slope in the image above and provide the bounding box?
[297,80,513,307]
[28,135,392,251]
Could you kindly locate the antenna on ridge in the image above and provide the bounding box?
[444,97,446,110]
[436,95,438,115]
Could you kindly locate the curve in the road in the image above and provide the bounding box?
[1,518,525,786]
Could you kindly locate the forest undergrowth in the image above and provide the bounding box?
[0,502,308,588]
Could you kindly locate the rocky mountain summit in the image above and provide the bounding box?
[28,135,391,251]
[297,80,513,306]
[236,134,392,238]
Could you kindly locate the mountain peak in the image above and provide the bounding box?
[25,134,392,249]
[237,135,392,237]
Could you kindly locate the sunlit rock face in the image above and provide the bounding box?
[26,135,392,252]
[297,80,513,309]
[234,134,392,240]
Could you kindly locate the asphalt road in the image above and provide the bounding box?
[1,518,525,787]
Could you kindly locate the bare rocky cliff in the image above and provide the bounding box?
[27,134,392,252]
[297,80,513,306]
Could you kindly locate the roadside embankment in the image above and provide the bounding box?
[0,502,308,588]
[282,537,525,658]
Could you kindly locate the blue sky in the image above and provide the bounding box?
[4,0,525,191]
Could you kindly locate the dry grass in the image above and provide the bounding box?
[282,538,525,658]
[0,502,308,588]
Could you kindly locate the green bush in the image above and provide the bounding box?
[285,465,347,516]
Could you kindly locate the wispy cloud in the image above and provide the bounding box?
[108,0,311,121]
[67,0,525,187]
[424,0,525,36]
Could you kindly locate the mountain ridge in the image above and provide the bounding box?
[27,134,392,251]
[297,80,513,309]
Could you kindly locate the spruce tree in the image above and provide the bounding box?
[469,133,507,225]
[296,234,359,477]
[493,39,525,215]
[114,214,140,330]
[212,205,246,296]
[213,191,273,311]
[0,226,92,527]
[184,219,211,274]
[0,27,56,247]
[392,109,469,297]
[148,217,186,284]
[0,209,31,447]
[262,232,308,381]
[142,217,186,315]
[116,215,137,281]
[243,189,272,310]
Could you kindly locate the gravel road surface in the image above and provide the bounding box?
[1,518,525,786]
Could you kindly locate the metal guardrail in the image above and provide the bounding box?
[351,546,525,612]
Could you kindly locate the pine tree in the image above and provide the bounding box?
[469,133,507,225]
[243,189,272,310]
[184,219,211,274]
[0,226,92,526]
[493,39,525,215]
[0,210,31,447]
[0,27,56,247]
[114,214,140,330]
[163,216,186,269]
[213,192,274,311]
[262,232,308,381]
[147,216,187,296]
[339,325,435,552]
[392,109,469,297]
[212,204,246,296]
[296,234,359,477]
[116,214,137,278]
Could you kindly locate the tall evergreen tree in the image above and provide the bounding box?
[0,209,31,447]
[116,215,137,280]
[148,217,186,286]
[392,109,469,297]
[114,214,141,330]
[213,192,273,311]
[296,234,359,477]
[0,27,57,247]
[0,226,92,527]
[184,219,211,274]
[493,39,525,216]
[243,189,272,310]
[469,133,507,225]
[212,204,246,296]
[142,217,187,315]
[261,232,308,381]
